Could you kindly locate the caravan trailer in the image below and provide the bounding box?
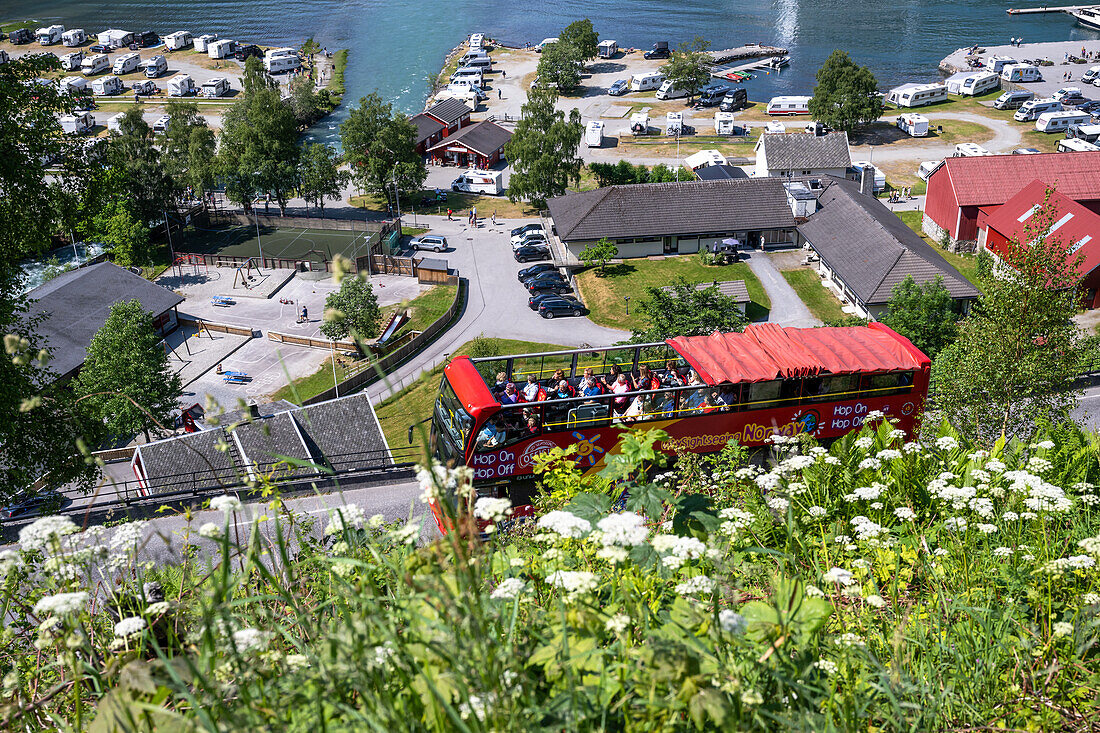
[61,28,85,47]
[598,39,618,58]
[36,25,64,45]
[986,55,1018,74]
[766,96,811,115]
[656,78,689,100]
[714,111,738,135]
[168,74,196,96]
[1057,137,1100,152]
[1001,64,1042,83]
[81,54,110,76]
[896,113,930,137]
[469,33,484,50]
[917,160,943,181]
[91,76,123,95]
[97,29,133,49]
[194,34,218,53]
[585,120,604,147]
[1035,110,1092,133]
[106,112,126,134]
[1066,123,1100,142]
[451,169,503,195]
[684,149,728,171]
[630,71,665,92]
[887,82,948,108]
[946,70,1000,96]
[59,51,83,71]
[164,31,192,51]
[953,143,992,157]
[264,49,301,73]
[112,53,141,75]
[1014,98,1062,121]
[208,39,236,59]
[201,77,230,98]
[59,112,93,134]
[60,76,88,94]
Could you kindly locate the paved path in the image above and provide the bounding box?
[740,250,820,328]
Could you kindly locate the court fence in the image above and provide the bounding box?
[178,316,258,339]
[267,332,359,352]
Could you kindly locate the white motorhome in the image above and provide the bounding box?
[436,88,480,109]
[656,78,689,100]
[194,34,218,53]
[37,25,64,45]
[81,54,110,76]
[629,111,650,135]
[684,149,728,171]
[59,112,93,134]
[765,120,787,133]
[766,96,811,115]
[714,111,738,135]
[986,55,1018,74]
[106,112,126,134]
[451,169,503,195]
[1014,97,1062,121]
[896,113,930,137]
[1057,137,1100,152]
[451,67,484,85]
[265,52,301,74]
[598,39,618,58]
[1067,123,1100,142]
[59,76,88,94]
[168,74,196,96]
[142,55,167,78]
[469,33,484,50]
[1001,64,1042,83]
[112,52,141,75]
[164,31,193,51]
[447,79,487,99]
[917,160,943,181]
[536,37,558,52]
[585,120,604,147]
[61,28,85,47]
[946,70,1000,95]
[207,39,235,59]
[1035,110,1092,133]
[91,76,123,95]
[630,71,665,92]
[887,82,948,108]
[953,142,992,157]
[97,29,133,48]
[851,161,885,192]
[665,111,684,135]
[59,51,83,71]
[459,49,489,65]
[201,77,230,98]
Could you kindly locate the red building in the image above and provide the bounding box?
[981,179,1100,308]
[426,120,512,168]
[922,152,1100,246]
[423,98,472,137]
[409,113,445,155]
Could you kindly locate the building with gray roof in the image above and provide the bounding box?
[753,131,852,179]
[426,120,512,169]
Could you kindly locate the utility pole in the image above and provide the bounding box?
[331,339,339,398]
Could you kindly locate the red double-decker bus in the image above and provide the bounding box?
[427,323,929,524]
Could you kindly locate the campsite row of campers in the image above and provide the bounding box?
[887,82,948,108]
[945,70,1001,96]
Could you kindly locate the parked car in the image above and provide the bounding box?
[1061,94,1091,108]
[521,271,568,288]
[644,41,670,60]
[410,234,447,252]
[514,244,551,263]
[88,43,111,55]
[529,292,581,311]
[527,279,571,295]
[512,234,547,251]
[517,262,558,281]
[129,31,159,49]
[1077,100,1100,114]
[539,298,586,319]
[0,489,67,521]
[510,229,546,246]
[152,114,171,132]
[234,44,262,61]
[608,79,629,96]
[510,223,543,239]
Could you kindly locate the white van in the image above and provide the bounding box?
[460,49,489,65]
[59,112,93,134]
[165,31,192,51]
[685,149,727,170]
[1057,137,1100,152]
[953,143,992,157]
[112,53,141,75]
[536,38,557,52]
[91,76,123,95]
[451,169,502,195]
[61,28,85,47]
[194,34,218,53]
[766,96,811,115]
[1035,110,1092,133]
[469,33,484,50]
[585,120,604,147]
[629,112,650,135]
[896,113,929,137]
[168,74,196,96]
[1001,64,1042,83]
[887,83,948,108]
[1014,98,1063,121]
[655,78,689,100]
[142,55,167,78]
[630,71,665,92]
[917,160,943,181]
[451,67,484,85]
[208,39,235,59]
[37,25,64,45]
[987,55,1018,74]
[463,56,493,72]
[59,76,87,94]
[81,54,110,76]
[265,53,301,74]
[201,77,230,98]
[59,51,83,71]
[1052,86,1083,102]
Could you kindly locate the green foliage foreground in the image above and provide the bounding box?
[3,419,1100,730]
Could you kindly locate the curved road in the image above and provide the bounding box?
[852,111,1025,162]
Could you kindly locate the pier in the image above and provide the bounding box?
[939,38,1100,99]
[1006,4,1099,14]
[708,44,787,65]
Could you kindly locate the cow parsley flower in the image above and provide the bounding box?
[894,507,916,521]
[902,442,923,454]
[145,601,170,616]
[865,594,885,608]
[1040,555,1096,574]
[1026,457,1053,474]
[822,567,854,585]
[1078,535,1100,556]
[877,449,901,461]
[985,459,1006,473]
[1083,592,1100,606]
[1052,621,1074,638]
[935,436,960,451]
[210,495,241,513]
[718,609,746,634]
[605,613,630,634]
[944,517,968,531]
[854,436,874,450]
[805,584,825,598]
[598,546,629,564]
[993,547,1014,557]
[675,575,715,596]
[197,522,221,539]
[490,578,527,600]
[864,409,885,421]
[1033,440,1056,450]
[857,458,882,471]
[1002,511,1019,521]
[325,504,366,535]
[741,690,763,706]
[536,511,591,539]
[113,616,146,640]
[597,512,648,547]
[807,505,827,517]
[389,522,419,544]
[19,516,78,552]
[976,523,999,534]
[473,497,512,522]
[814,658,838,675]
[546,570,598,597]
[231,628,271,653]
[33,591,88,617]
[651,534,706,559]
[838,632,865,647]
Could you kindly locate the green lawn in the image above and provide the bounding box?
[895,210,984,290]
[781,268,848,322]
[350,190,539,220]
[574,255,770,331]
[376,337,567,459]
[271,356,356,405]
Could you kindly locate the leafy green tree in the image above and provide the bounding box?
[633,278,748,341]
[74,300,183,442]
[559,19,599,62]
[241,56,277,97]
[536,39,583,91]
[579,237,618,274]
[218,83,301,214]
[107,107,177,223]
[299,142,351,218]
[320,276,382,342]
[504,87,583,208]
[161,103,217,205]
[808,50,884,132]
[879,276,960,360]
[95,199,151,266]
[931,188,1083,441]
[288,73,320,126]
[662,36,712,103]
[339,93,426,208]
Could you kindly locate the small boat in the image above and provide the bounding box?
[764,55,790,70]
[1072,7,1100,31]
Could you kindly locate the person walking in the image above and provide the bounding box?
[497,88,502,99]
[447,208,453,220]
[491,212,497,225]
[502,69,506,79]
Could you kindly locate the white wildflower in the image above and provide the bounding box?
[765,495,790,513]
[651,534,706,559]
[597,512,648,547]
[864,409,885,421]
[368,514,385,528]
[605,613,630,635]
[902,442,923,454]
[490,578,527,601]
[536,510,591,539]
[597,546,629,564]
[857,458,882,471]
[113,616,146,640]
[209,495,241,513]
[390,522,419,544]
[1026,457,1053,474]
[985,459,1006,473]
[19,516,78,552]
[814,658,838,675]
[1052,621,1074,638]
[1034,440,1055,450]
[325,504,366,535]
[993,547,1014,557]
[145,601,170,616]
[718,609,746,634]
[933,548,949,557]
[838,632,865,647]
[834,535,853,545]
[473,497,512,522]
[1083,593,1100,605]
[675,575,715,596]
[824,455,842,465]
[854,436,874,450]
[807,505,827,518]
[33,591,88,617]
[865,594,885,608]
[231,628,271,653]
[741,690,763,706]
[1002,511,1019,521]
[944,517,968,532]
[546,570,598,597]
[894,507,916,521]
[805,584,825,598]
[822,567,854,585]
[1040,555,1096,574]
[197,522,221,539]
[935,436,960,451]
[1078,535,1100,556]
[876,449,901,461]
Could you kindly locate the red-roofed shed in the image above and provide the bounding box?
[981,179,1100,307]
[923,152,1100,245]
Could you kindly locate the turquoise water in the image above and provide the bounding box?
[6,0,1099,138]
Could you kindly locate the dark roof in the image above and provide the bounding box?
[756,131,852,171]
[797,178,980,306]
[230,413,314,479]
[416,257,448,272]
[426,120,512,156]
[409,112,445,144]
[136,429,240,495]
[425,97,471,126]
[661,280,750,303]
[934,151,1100,206]
[694,164,748,181]
[295,394,392,473]
[24,262,184,380]
[547,178,796,242]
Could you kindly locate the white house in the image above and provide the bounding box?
[753,131,852,179]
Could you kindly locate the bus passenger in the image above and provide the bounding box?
[553,380,575,399]
[551,369,567,385]
[476,419,506,448]
[661,360,685,387]
[500,383,520,404]
[522,374,540,402]
[580,375,605,397]
[610,373,632,415]
[492,372,508,393]
[526,415,541,435]
[636,365,661,392]
[684,372,709,413]
[716,385,738,410]
[605,364,634,391]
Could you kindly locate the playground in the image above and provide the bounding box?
[175,223,384,270]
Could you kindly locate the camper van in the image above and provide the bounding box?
[59,51,83,71]
[986,55,1018,75]
[630,71,665,92]
[1035,110,1092,133]
[208,39,236,59]
[917,160,943,181]
[451,169,503,195]
[91,76,123,95]
[714,111,738,135]
[953,143,992,157]
[993,90,1035,109]
[451,68,484,86]
[655,78,689,100]
[81,54,110,76]
[447,79,487,99]
[766,96,811,115]
[887,82,948,108]
[168,74,195,96]
[469,33,484,50]
[598,39,618,58]
[59,112,93,134]
[460,49,489,65]
[142,55,167,78]
[37,25,64,45]
[59,76,87,94]
[1001,64,1042,83]
[536,38,558,52]
[1014,97,1063,121]
[585,120,604,147]
[165,31,193,51]
[630,112,650,135]
[112,53,141,75]
[463,56,493,72]
[1057,137,1100,152]
[896,113,930,137]
[698,84,729,106]
[685,149,728,171]
[97,29,133,49]
[106,112,126,134]
[665,111,684,135]
[948,70,1000,96]
[264,51,301,74]
[1084,65,1100,85]
[61,28,85,47]
[851,162,886,192]
[719,88,749,112]
[194,34,218,53]
[201,77,231,98]
[1067,123,1100,143]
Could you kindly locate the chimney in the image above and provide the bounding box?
[248,402,261,420]
[859,166,874,197]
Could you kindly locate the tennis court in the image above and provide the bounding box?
[177,223,382,265]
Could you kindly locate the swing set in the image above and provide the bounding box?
[232,258,263,289]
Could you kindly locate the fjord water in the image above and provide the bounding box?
[5,0,1099,129]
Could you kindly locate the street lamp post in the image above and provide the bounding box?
[624,296,630,316]
[331,340,339,398]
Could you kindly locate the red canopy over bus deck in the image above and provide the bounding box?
[667,323,928,385]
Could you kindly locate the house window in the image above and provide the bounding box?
[801,170,812,175]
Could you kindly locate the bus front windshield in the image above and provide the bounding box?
[431,377,472,465]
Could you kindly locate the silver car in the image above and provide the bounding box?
[410,234,448,252]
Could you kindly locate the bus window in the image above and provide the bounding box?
[865,371,913,397]
[748,380,781,409]
[474,358,509,386]
[681,384,711,414]
[567,396,610,429]
[541,352,574,380]
[779,378,802,403]
[810,374,857,403]
[511,355,546,383]
[638,344,675,371]
[606,345,636,375]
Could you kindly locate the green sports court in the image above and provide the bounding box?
[176,222,389,266]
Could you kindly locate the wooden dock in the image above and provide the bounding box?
[708,44,787,65]
[1006,4,1099,14]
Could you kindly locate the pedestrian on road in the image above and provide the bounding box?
[491,212,497,225]
[502,69,506,79]
[447,208,453,220]
[498,88,502,99]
